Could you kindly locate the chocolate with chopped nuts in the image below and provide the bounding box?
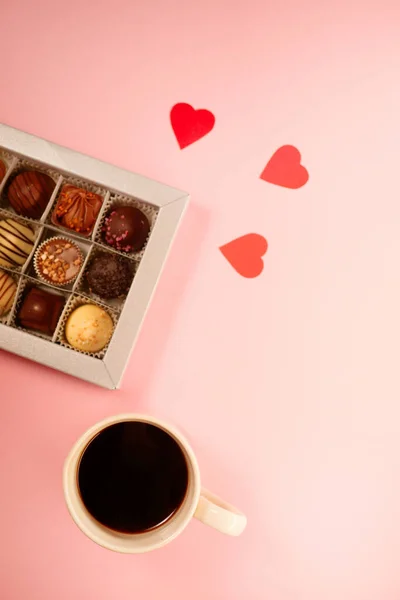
[35,237,83,286]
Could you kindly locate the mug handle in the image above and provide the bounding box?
[194,488,247,536]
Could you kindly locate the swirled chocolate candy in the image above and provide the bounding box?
[53,185,103,235]
[18,286,64,335]
[86,252,133,299]
[7,170,56,219]
[0,219,35,268]
[102,206,150,252]
[0,269,17,317]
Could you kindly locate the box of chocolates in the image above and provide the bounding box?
[0,123,189,389]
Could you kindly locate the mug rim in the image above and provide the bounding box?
[63,413,202,553]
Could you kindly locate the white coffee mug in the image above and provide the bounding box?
[63,413,247,553]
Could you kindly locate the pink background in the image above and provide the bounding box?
[1,1,400,598]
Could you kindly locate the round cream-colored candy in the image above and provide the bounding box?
[65,304,113,353]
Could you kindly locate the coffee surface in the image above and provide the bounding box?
[78,422,189,534]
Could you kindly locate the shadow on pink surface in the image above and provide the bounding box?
[125,201,211,408]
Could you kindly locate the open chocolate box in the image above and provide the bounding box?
[0,124,189,389]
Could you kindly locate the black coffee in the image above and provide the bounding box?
[78,422,189,534]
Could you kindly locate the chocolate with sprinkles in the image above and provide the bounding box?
[102,206,150,253]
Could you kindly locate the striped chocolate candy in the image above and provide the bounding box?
[7,170,55,219]
[0,219,35,268]
[0,269,17,317]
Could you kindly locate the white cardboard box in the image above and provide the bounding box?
[0,123,189,389]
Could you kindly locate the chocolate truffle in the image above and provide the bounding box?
[7,170,56,219]
[0,269,17,317]
[65,304,113,352]
[0,159,6,184]
[35,237,83,286]
[102,206,150,252]
[86,252,133,299]
[53,185,103,235]
[0,219,35,268]
[18,287,64,335]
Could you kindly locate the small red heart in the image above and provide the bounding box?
[219,234,268,278]
[260,145,309,189]
[170,103,215,149]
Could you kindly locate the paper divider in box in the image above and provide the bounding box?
[0,149,18,171]
[9,276,70,342]
[0,209,44,274]
[16,269,74,297]
[91,190,111,240]
[56,293,119,358]
[46,175,110,241]
[0,154,18,197]
[52,288,77,343]
[94,193,159,261]
[40,174,64,223]
[70,240,96,294]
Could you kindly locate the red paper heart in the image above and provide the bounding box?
[260,145,309,189]
[219,234,268,278]
[170,103,215,149]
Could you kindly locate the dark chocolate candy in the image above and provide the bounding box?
[86,252,134,299]
[102,206,150,252]
[18,287,64,335]
[53,185,103,235]
[7,170,56,219]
